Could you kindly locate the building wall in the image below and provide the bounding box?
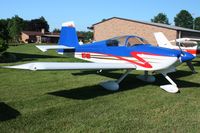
[93,18,177,46]
[21,32,29,43]
[181,31,200,38]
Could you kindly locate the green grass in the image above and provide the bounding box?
[1,44,200,132]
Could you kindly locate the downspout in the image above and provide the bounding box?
[177,30,182,46]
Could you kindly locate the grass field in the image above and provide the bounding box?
[0,44,200,132]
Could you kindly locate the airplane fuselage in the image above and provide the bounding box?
[73,41,193,71]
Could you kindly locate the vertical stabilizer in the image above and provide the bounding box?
[58,21,79,47]
[58,21,79,53]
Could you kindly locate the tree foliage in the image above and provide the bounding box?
[52,28,60,33]
[151,13,169,25]
[0,15,50,43]
[23,16,49,32]
[7,15,24,43]
[194,17,200,30]
[0,19,9,41]
[174,10,193,29]
[0,37,8,53]
[77,31,93,43]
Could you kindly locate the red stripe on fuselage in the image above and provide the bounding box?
[131,52,153,68]
[81,52,163,68]
[185,49,197,55]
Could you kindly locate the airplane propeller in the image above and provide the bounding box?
[175,40,197,73]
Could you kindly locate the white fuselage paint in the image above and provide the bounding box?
[74,52,178,71]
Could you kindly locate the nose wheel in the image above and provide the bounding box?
[160,73,179,93]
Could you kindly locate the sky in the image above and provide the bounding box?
[0,0,200,31]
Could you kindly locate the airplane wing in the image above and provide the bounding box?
[177,38,200,42]
[170,38,200,44]
[3,62,136,71]
[36,45,74,52]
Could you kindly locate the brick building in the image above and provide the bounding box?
[21,29,60,43]
[21,29,85,44]
[89,17,200,46]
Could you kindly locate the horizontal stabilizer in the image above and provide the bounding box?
[3,62,136,71]
[36,45,74,52]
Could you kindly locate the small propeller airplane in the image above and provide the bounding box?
[154,32,200,73]
[154,32,200,57]
[3,22,195,93]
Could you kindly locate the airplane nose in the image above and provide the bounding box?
[179,51,195,62]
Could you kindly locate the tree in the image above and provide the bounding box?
[23,16,49,32]
[0,19,9,41]
[174,10,193,29]
[151,13,169,25]
[77,31,93,42]
[22,16,49,32]
[29,16,49,32]
[84,31,93,42]
[52,28,60,33]
[23,20,32,31]
[194,17,200,30]
[0,37,8,54]
[7,15,24,43]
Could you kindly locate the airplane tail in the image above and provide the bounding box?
[154,32,173,48]
[58,21,79,53]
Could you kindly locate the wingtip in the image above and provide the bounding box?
[1,63,37,70]
[35,46,47,52]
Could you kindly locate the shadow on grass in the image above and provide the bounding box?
[48,72,147,100]
[48,70,200,100]
[72,69,194,79]
[0,102,20,121]
[192,60,200,66]
[0,52,64,63]
[48,85,115,100]
[152,74,200,88]
[168,70,194,78]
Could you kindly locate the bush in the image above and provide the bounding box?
[0,37,8,54]
[0,52,17,63]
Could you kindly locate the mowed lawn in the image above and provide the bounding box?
[1,44,200,132]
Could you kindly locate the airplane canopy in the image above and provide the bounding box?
[106,35,150,47]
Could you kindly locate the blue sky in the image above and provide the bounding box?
[0,0,200,31]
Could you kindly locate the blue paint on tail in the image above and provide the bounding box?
[58,25,79,53]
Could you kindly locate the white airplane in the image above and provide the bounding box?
[2,22,195,93]
[154,32,200,57]
[170,38,200,46]
[154,32,200,73]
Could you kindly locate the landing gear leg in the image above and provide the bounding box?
[100,69,132,91]
[160,73,179,93]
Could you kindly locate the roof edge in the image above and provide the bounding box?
[89,17,200,33]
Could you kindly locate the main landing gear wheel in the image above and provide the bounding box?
[136,71,155,83]
[100,69,132,91]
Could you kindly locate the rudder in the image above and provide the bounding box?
[58,21,79,54]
